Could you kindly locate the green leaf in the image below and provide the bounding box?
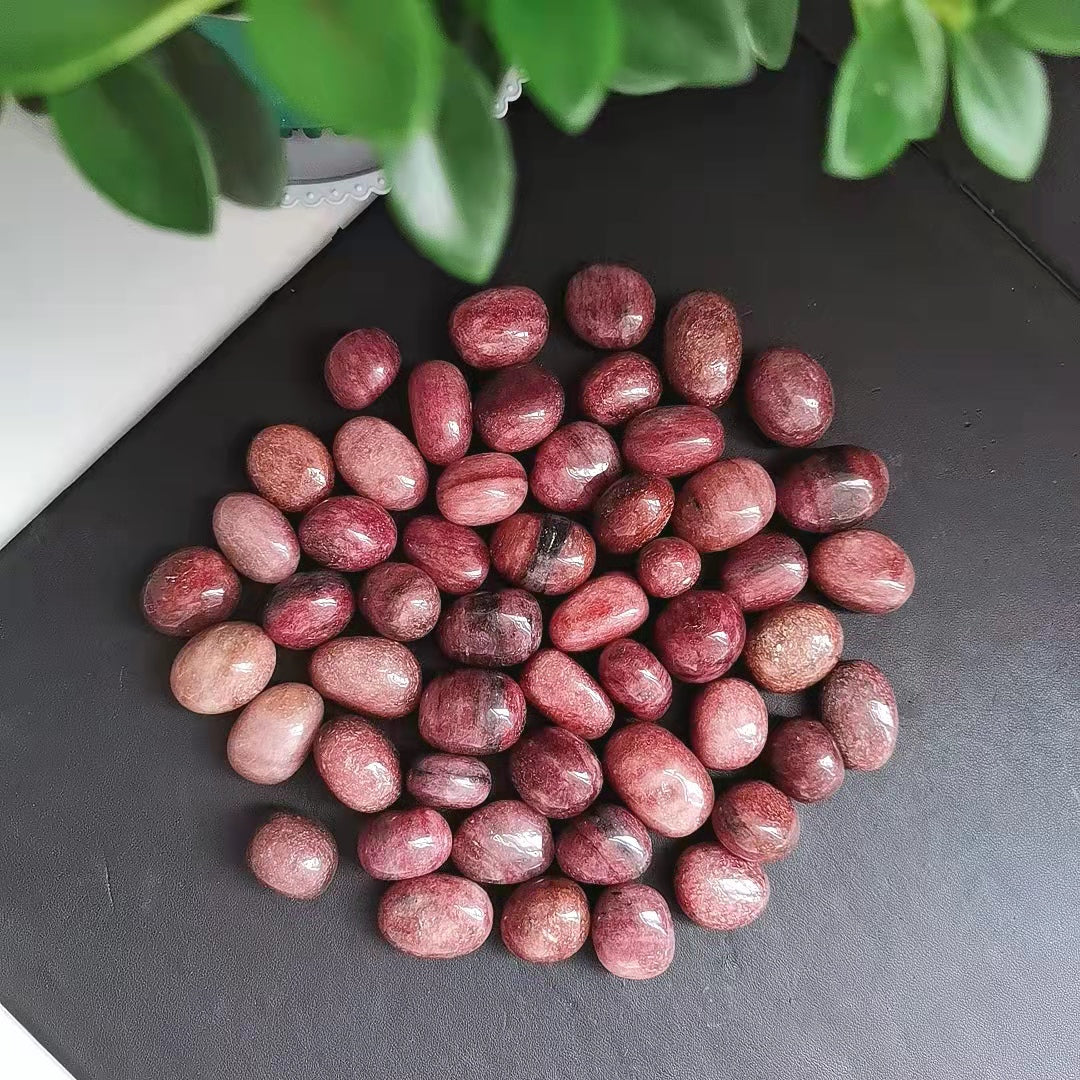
[0,0,222,95]
[47,57,216,232]
[246,0,443,142]
[383,45,513,283]
[889,0,948,139]
[489,0,619,133]
[157,30,285,209]
[999,0,1080,55]
[950,24,1049,180]
[744,0,799,70]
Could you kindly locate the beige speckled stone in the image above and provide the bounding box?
[227,683,324,784]
[170,622,276,715]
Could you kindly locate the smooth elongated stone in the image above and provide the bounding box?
[262,570,354,650]
[592,884,675,980]
[298,495,397,571]
[690,677,768,770]
[247,812,337,900]
[654,590,745,684]
[357,562,441,641]
[674,843,769,931]
[596,639,672,722]
[592,474,674,554]
[565,264,655,349]
[452,800,553,884]
[450,285,548,369]
[418,669,526,754]
[501,877,591,963]
[745,347,834,447]
[776,445,890,533]
[530,421,622,511]
[510,726,603,819]
[324,327,400,409]
[357,808,453,880]
[212,493,299,584]
[227,682,324,784]
[378,873,493,958]
[663,291,742,406]
[809,529,915,614]
[333,416,428,511]
[719,531,808,612]
[308,637,421,718]
[437,589,542,667]
[555,803,652,885]
[246,423,333,512]
[436,452,528,526]
[408,359,472,465]
[407,753,492,809]
[170,622,276,714]
[820,660,898,770]
[313,714,400,812]
[549,572,648,652]
[141,546,239,636]
[474,362,564,452]
[672,458,775,552]
[712,780,799,863]
[489,512,595,595]
[765,716,845,803]
[622,405,724,478]
[579,351,663,426]
[520,649,614,739]
[743,601,843,693]
[402,515,489,594]
[635,537,701,598]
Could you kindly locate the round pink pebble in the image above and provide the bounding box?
[333,416,427,511]
[402,516,489,594]
[418,669,526,755]
[530,422,622,512]
[663,291,742,407]
[246,424,334,513]
[474,362,565,453]
[690,678,768,770]
[324,328,400,410]
[170,621,275,714]
[450,286,548,369]
[520,649,614,739]
[407,753,492,809]
[555,803,652,885]
[810,529,915,614]
[592,884,675,980]
[636,537,701,598]
[743,601,843,693]
[510,726,603,819]
[490,512,595,596]
[437,588,542,668]
[227,683,324,784]
[672,458,775,553]
[436,453,528,526]
[549,572,649,652]
[358,808,453,880]
[247,812,337,900]
[712,779,800,864]
[298,495,396,572]
[378,873,493,958]
[579,351,663,427]
[501,877,590,964]
[720,531,809,612]
[622,405,725,478]
[262,571,354,650]
[357,562,441,641]
[452,800,554,885]
[596,639,672,722]
[674,843,769,931]
[212,493,299,584]
[592,474,674,555]
[408,359,472,466]
[746,348,834,447]
[765,716,845,803]
[141,546,240,636]
[820,660,898,771]
[308,637,421,719]
[653,590,746,684]
[313,714,400,812]
[565,264,655,349]
[776,445,890,533]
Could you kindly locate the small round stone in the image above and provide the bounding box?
[402,516,489,594]
[358,808,453,880]
[555,803,652,885]
[308,637,422,718]
[501,877,591,964]
[596,639,672,722]
[530,422,622,512]
[490,512,596,595]
[592,884,675,980]
[743,601,843,693]
[720,531,809,612]
[674,843,769,931]
[333,416,428,511]
[378,873,493,958]
[324,327,400,410]
[520,649,614,739]
[246,424,334,513]
[622,405,725,478]
[549,572,649,652]
[212,493,299,584]
[663,291,742,407]
[636,537,701,598]
[579,351,663,427]
[357,562,441,641]
[298,495,397,572]
[820,659,898,771]
[653,590,746,684]
[592,474,674,555]
[227,683,324,784]
[407,753,493,809]
[745,348,834,447]
[141,546,240,636]
[689,677,768,770]
[170,622,276,714]
[436,453,528,526]
[262,570,354,650]
[247,812,337,900]
[407,359,472,466]
[450,285,549,369]
[809,529,915,614]
[313,714,401,812]
[437,588,542,667]
[672,458,776,552]
[712,780,799,863]
[765,717,845,802]
[510,726,603,819]
[452,800,554,885]
[565,263,655,349]
[474,362,565,452]
[418,669,526,755]
[776,445,890,533]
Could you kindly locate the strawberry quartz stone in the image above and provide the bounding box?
[323,328,400,410]
[591,884,675,980]
[653,590,746,683]
[451,800,554,885]
[407,360,472,465]
[596,639,672,722]
[246,424,333,512]
[579,351,663,426]
[776,445,890,533]
[809,529,915,614]
[489,512,595,595]
[357,808,453,880]
[719,531,808,612]
[406,753,492,809]
[520,649,615,739]
[501,877,590,964]
[765,717,845,803]
[674,843,769,931]
[663,291,742,407]
[555,803,652,885]
[450,285,549,369]
[745,347,834,447]
[418,669,526,755]
[262,570,354,649]
[378,873,493,958]
[712,780,800,863]
[141,546,240,636]
[474,362,565,453]
[436,588,542,667]
[622,405,725,478]
[248,812,338,900]
[509,726,603,819]
[530,421,622,512]
[564,263,655,349]
[314,715,401,813]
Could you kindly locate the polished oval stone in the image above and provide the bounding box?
[141,546,240,636]
[622,405,725,478]
[324,327,400,410]
[170,622,276,714]
[510,726,603,819]
[549,572,649,652]
[809,529,915,613]
[636,537,701,598]
[212,493,299,584]
[407,753,493,809]
[246,423,334,513]
[579,351,663,427]
[820,659,898,770]
[712,779,799,863]
[603,723,714,837]
[436,452,528,526]
[402,515,489,594]
[674,842,769,931]
[596,639,672,722]
[565,263,655,349]
[357,562,441,642]
[262,570,354,650]
[530,421,622,512]
[452,800,554,884]
[418,669,526,754]
[450,285,549,369]
[592,884,675,980]
[357,807,453,880]
[490,512,596,595]
[333,416,428,511]
[313,714,400,812]
[298,495,397,572]
[474,362,565,452]
[227,682,324,784]
[746,347,834,447]
[555,803,652,885]
[308,637,421,718]
[690,677,768,770]
[776,445,890,533]
[654,590,746,684]
[378,873,493,958]
[501,877,591,964]
[743,601,843,693]
[437,588,542,667]
[719,531,809,612]
[247,812,337,900]
[407,359,472,465]
[672,458,776,553]
[592,474,675,555]
[765,716,845,803]
[520,649,614,739]
[663,291,742,407]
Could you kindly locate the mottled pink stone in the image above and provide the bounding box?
[565,264,655,349]
[674,843,769,931]
[489,512,596,595]
[324,328,400,410]
[689,677,768,770]
[418,669,526,754]
[776,445,890,533]
[169,622,276,714]
[407,360,472,465]
[262,570,354,650]
[653,590,746,684]
[596,639,672,722]
[308,637,421,718]
[406,753,492,809]
[530,422,622,512]
[591,884,675,980]
[436,588,542,667]
[765,716,845,803]
[820,660,898,771]
[435,453,528,526]
[672,458,775,553]
[474,362,565,452]
[743,601,843,693]
[450,285,549,369]
[401,515,489,594]
[549,572,649,652]
[635,537,701,598]
[579,351,663,427]
[501,877,590,963]
[378,873,493,958]
[663,291,742,407]
[313,714,401,812]
[719,531,809,612]
[332,416,428,511]
[519,649,615,739]
[712,780,800,864]
[357,562,441,641]
[212,493,299,584]
[247,812,338,900]
[298,495,396,572]
[226,682,324,784]
[592,474,674,555]
[452,800,554,884]
[246,424,334,513]
[141,546,240,636]
[809,529,915,614]
[622,406,725,478]
[510,726,603,819]
[555,803,652,885]
[357,807,453,880]
[745,347,834,447]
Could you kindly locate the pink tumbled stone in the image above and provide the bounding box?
[227,682,324,784]
[408,360,473,465]
[663,291,742,407]
[592,884,674,980]
[407,753,492,809]
[436,453,528,526]
[418,669,526,754]
[262,570,354,649]
[314,714,400,812]
[689,677,768,770]
[378,873,493,958]
[437,588,542,667]
[333,416,428,511]
[246,424,334,513]
[170,621,276,714]
[212,493,299,584]
[622,405,725,478]
[141,546,240,636]
[719,531,809,612]
[247,812,337,900]
[501,877,590,964]
[592,474,674,555]
[452,800,554,884]
[765,716,845,803]
[820,660,898,771]
[809,529,915,614]
[530,421,622,512]
[549,572,649,652]
[636,537,701,598]
[565,264,655,349]
[402,515,489,594]
[743,601,843,693]
[308,637,421,719]
[358,807,452,880]
[510,726,603,819]
[298,495,397,572]
[520,649,614,739]
[746,347,834,447]
[450,285,549,369]
[776,446,890,533]
[357,562,441,641]
[653,590,746,684]
[712,780,799,863]
[490,512,595,595]
[579,351,663,427]
[596,639,672,722]
[555,803,652,885]
[674,843,769,931]
[474,362,565,452]
[324,328,400,410]
[672,458,776,553]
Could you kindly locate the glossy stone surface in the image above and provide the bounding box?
[402,515,489,594]
[435,452,528,526]
[592,474,674,554]
[689,677,768,770]
[298,495,396,572]
[765,716,845,802]
[579,351,663,427]
[565,263,655,349]
[308,636,422,718]
[450,285,549,369]
[653,590,746,684]
[452,800,554,884]
[247,812,337,900]
[141,546,240,636]
[407,359,472,465]
[776,445,890,533]
[743,601,843,693]
[603,723,714,837]
[549,572,649,652]
[262,570,354,649]
[378,873,493,958]
[820,659,898,771]
[474,362,565,452]
[227,682,324,784]
[510,726,603,819]
[672,458,776,553]
[596,639,672,722]
[246,423,334,513]
[436,589,542,667]
[357,807,453,880]
[333,416,428,511]
[555,803,652,884]
[418,669,526,754]
[170,622,276,714]
[490,512,595,595]
[635,537,701,598]
[520,649,614,739]
[746,347,834,447]
[809,529,915,614]
[591,884,675,980]
[530,421,622,512]
[663,291,742,407]
[712,780,800,863]
[324,327,400,410]
[313,714,401,812]
[212,493,299,584]
[674,843,769,931]
[406,753,493,809]
[719,531,809,612]
[357,562,441,641]
[622,406,725,478]
[501,877,590,964]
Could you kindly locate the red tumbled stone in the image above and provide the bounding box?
[689,677,768,771]
[298,495,396,572]
[227,682,324,784]
[622,405,725,478]
[501,876,590,963]
[313,714,401,812]
[820,659,898,771]
[490,512,595,595]
[592,884,674,980]
[378,873,493,958]
[530,421,622,512]
[743,601,843,693]
[663,291,742,407]
[592,474,674,555]
[549,572,649,652]
[635,536,701,598]
[246,423,334,513]
[450,286,549,370]
[247,812,337,900]
[765,716,845,803]
[674,843,769,931]
[596,638,672,722]
[141,546,240,637]
[452,800,554,884]
[418,669,526,755]
[776,445,890,533]
[579,351,663,427]
[712,779,799,863]
[170,622,276,715]
[262,570,354,650]
[406,753,493,810]
[809,529,915,614]
[437,588,542,667]
[357,562,441,642]
[672,458,775,553]
[324,328,400,410]
[555,803,652,885]
[745,347,834,447]
[474,362,565,452]
[407,359,472,466]
[653,590,746,684]
[308,636,421,718]
[520,649,614,739]
[358,808,453,880]
[401,515,489,594]
[510,726,603,819]
[719,531,808,612]
[212,493,299,584]
[565,264,655,349]
[436,452,528,526]
[333,416,428,511]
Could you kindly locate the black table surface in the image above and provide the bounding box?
[1,43,1078,1080]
